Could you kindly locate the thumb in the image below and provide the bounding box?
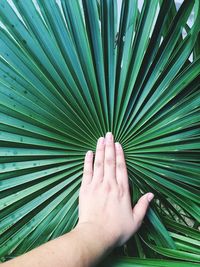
[132,193,154,229]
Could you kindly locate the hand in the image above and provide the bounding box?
[77,132,154,250]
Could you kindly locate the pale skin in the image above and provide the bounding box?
[2,132,154,267]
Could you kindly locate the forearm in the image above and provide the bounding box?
[2,225,109,267]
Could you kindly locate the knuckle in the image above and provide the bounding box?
[105,157,115,166]
[117,161,126,169]
[113,187,121,198]
[106,142,113,147]
[96,177,103,183]
[94,160,102,168]
[103,182,111,193]
[80,182,90,194]
[103,182,120,196]
[96,147,104,152]
[85,158,92,163]
[80,185,87,194]
[91,182,99,191]
[83,169,92,176]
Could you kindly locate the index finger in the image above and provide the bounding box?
[81,150,93,186]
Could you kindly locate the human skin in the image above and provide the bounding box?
[2,132,154,267]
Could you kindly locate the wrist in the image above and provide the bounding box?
[72,222,114,265]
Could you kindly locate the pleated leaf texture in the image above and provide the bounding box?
[0,0,200,265]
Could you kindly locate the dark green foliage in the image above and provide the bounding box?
[0,0,200,265]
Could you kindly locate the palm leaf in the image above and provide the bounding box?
[100,257,200,267]
[0,0,200,264]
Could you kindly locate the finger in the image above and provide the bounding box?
[104,132,116,183]
[132,193,154,229]
[81,151,93,186]
[115,142,128,190]
[93,137,105,183]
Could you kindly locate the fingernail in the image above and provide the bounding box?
[106,132,113,142]
[86,150,93,157]
[98,137,104,146]
[147,193,154,202]
[115,142,121,150]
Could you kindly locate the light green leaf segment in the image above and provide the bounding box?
[0,0,200,265]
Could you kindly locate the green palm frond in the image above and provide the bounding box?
[100,257,200,267]
[0,0,200,265]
